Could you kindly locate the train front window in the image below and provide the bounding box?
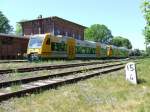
[28,37,44,48]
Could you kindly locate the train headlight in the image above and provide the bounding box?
[17,53,21,56]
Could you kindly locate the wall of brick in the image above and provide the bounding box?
[20,17,86,40]
[53,18,84,40]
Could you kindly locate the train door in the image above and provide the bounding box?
[96,43,100,58]
[67,38,75,59]
[41,34,51,57]
[107,45,112,57]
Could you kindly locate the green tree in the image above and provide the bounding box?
[15,23,22,36]
[84,24,113,43]
[0,11,13,33]
[112,36,132,49]
[111,36,123,47]
[15,20,27,36]
[146,46,150,55]
[141,0,150,54]
[129,49,141,56]
[122,38,132,49]
[141,0,150,43]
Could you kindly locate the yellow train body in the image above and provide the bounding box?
[27,33,129,60]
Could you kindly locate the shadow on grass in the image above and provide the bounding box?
[138,78,146,84]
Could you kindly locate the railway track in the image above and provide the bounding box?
[0,59,128,74]
[0,60,27,63]
[0,61,130,102]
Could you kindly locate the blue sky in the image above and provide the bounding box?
[0,0,146,50]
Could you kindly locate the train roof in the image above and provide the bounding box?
[27,34,130,50]
[0,33,28,39]
[100,43,107,48]
[76,40,96,48]
[29,34,46,38]
[118,47,129,50]
[111,45,118,49]
[108,45,129,50]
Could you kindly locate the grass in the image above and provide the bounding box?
[0,58,150,112]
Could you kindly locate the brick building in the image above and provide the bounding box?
[19,16,86,40]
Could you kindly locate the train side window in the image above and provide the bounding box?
[93,48,96,54]
[64,44,67,51]
[89,48,91,54]
[79,46,82,54]
[64,43,67,51]
[0,40,2,46]
[51,42,55,51]
[51,42,59,51]
[80,47,82,54]
[91,48,93,54]
[60,43,66,51]
[76,46,78,53]
[82,47,85,54]
[88,48,90,54]
[76,46,79,53]
[87,47,90,54]
[85,47,87,54]
[46,38,50,45]
[76,46,87,54]
[84,47,86,54]
[58,43,63,51]
[86,47,88,54]
[55,43,59,51]
[52,43,65,51]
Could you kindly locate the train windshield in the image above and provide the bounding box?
[28,37,44,48]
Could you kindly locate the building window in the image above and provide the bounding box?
[54,28,60,35]
[76,35,78,39]
[57,29,60,35]
[65,32,68,37]
[73,33,75,38]
[78,35,81,40]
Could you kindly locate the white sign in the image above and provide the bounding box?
[125,62,138,84]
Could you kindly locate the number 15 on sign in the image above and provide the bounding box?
[125,62,138,85]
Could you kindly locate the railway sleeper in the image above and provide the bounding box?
[0,64,125,102]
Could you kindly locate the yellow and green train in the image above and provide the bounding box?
[27,33,129,60]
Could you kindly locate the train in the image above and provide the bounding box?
[27,33,129,60]
[0,33,29,59]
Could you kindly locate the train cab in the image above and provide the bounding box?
[27,33,76,60]
[27,34,50,60]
